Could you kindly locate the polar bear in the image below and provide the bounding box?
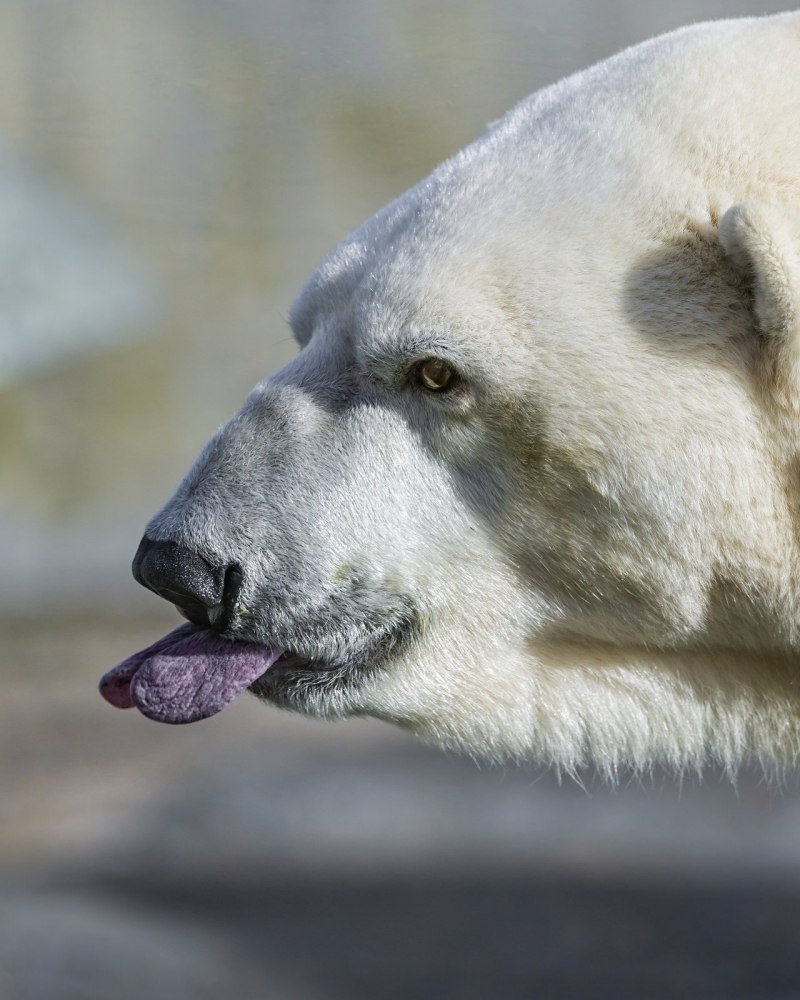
[100,13,800,775]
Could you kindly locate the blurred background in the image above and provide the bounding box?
[2,1,800,997]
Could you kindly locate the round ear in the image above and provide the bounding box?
[719,199,800,349]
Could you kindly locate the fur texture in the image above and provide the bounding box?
[141,13,800,773]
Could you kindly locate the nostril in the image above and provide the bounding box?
[206,566,243,628]
[223,565,243,608]
[132,537,240,630]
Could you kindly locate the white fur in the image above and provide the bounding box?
[147,13,800,773]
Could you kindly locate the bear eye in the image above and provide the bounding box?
[415,358,456,392]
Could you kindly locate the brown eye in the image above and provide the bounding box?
[416,358,456,392]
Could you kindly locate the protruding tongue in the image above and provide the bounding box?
[98,623,283,724]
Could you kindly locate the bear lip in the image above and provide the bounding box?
[98,622,284,724]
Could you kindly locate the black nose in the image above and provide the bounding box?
[132,537,242,630]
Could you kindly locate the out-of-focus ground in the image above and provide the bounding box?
[4,617,800,999]
[3,2,800,998]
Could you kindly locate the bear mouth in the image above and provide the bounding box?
[98,614,413,724]
[98,623,285,724]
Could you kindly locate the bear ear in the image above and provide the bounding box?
[719,200,800,364]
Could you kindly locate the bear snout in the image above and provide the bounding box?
[132,536,243,631]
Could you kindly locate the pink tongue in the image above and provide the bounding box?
[98,623,283,724]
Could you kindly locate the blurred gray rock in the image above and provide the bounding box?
[0,892,278,1000]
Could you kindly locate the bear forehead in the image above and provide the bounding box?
[289,13,800,359]
[288,118,611,351]
[289,177,596,362]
